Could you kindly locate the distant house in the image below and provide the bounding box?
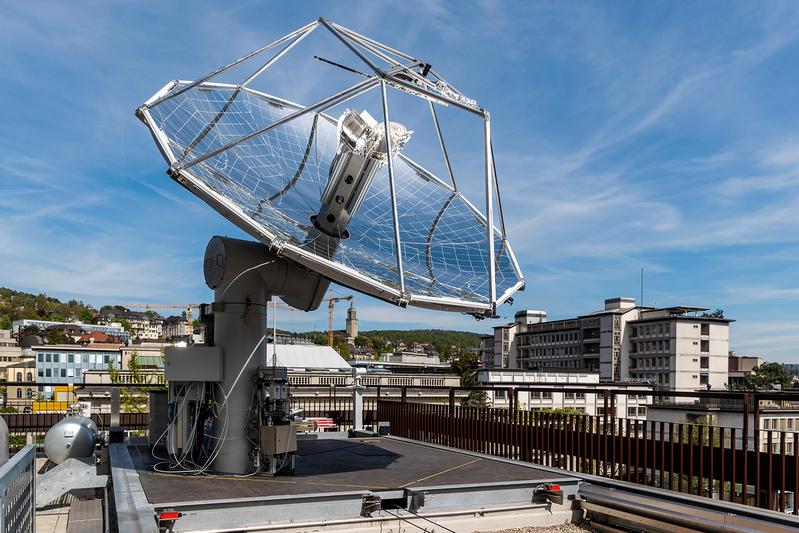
[77,331,112,344]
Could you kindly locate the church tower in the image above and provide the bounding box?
[345,302,358,342]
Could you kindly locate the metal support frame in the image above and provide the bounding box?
[429,101,457,191]
[380,80,406,298]
[179,77,380,171]
[319,18,383,77]
[138,17,524,317]
[241,24,316,87]
[145,20,319,109]
[483,118,497,308]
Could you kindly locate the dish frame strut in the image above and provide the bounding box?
[136,17,524,317]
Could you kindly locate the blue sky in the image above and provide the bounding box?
[2,2,799,361]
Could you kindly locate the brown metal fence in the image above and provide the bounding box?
[378,399,799,514]
[3,412,149,433]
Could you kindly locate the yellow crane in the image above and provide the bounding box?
[326,294,353,346]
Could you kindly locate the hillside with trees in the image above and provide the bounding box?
[0,287,97,330]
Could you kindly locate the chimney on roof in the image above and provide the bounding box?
[605,297,636,310]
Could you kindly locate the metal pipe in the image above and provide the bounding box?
[483,118,496,308]
[429,101,457,191]
[146,20,318,109]
[380,80,406,296]
[319,18,383,76]
[241,26,315,87]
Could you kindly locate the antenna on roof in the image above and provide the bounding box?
[640,267,644,307]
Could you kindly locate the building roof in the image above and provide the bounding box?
[32,343,122,351]
[266,344,351,371]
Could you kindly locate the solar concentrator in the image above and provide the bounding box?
[137,18,523,317]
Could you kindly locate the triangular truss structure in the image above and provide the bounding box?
[137,18,524,317]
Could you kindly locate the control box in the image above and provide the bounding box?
[260,423,297,456]
[164,346,223,382]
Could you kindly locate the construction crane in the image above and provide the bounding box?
[325,294,353,346]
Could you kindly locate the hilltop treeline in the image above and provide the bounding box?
[358,329,481,354]
[0,287,96,330]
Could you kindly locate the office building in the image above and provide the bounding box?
[485,297,733,392]
[32,344,122,398]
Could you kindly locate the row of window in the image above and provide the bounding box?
[522,346,581,357]
[524,331,581,345]
[763,418,797,431]
[38,368,83,379]
[37,352,115,364]
[631,324,670,337]
[629,372,671,384]
[630,356,671,369]
[630,339,671,354]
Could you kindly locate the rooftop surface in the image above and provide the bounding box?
[130,437,558,504]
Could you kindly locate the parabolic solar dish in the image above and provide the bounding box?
[137,18,524,317]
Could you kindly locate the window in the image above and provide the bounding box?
[103,355,109,364]
[60,369,66,378]
[638,407,647,416]
[700,356,709,369]
[701,323,709,335]
[45,354,51,363]
[38,370,43,378]
[575,392,585,399]
[15,372,21,381]
[495,390,507,400]
[45,369,51,377]
[701,340,709,353]
[38,354,43,363]
[700,374,709,386]
[68,353,74,363]
[542,391,552,399]
[565,392,574,399]
[26,372,32,382]
[16,389,21,398]
[83,354,89,364]
[628,407,637,417]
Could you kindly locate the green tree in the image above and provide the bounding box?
[743,362,793,390]
[45,329,74,345]
[109,352,164,413]
[701,309,724,318]
[452,351,487,407]
[334,340,351,359]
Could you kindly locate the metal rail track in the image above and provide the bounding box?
[578,481,799,532]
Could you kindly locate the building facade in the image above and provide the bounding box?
[487,297,733,392]
[162,316,191,340]
[32,344,122,398]
[728,355,762,389]
[0,330,23,381]
[11,319,128,341]
[477,369,653,420]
